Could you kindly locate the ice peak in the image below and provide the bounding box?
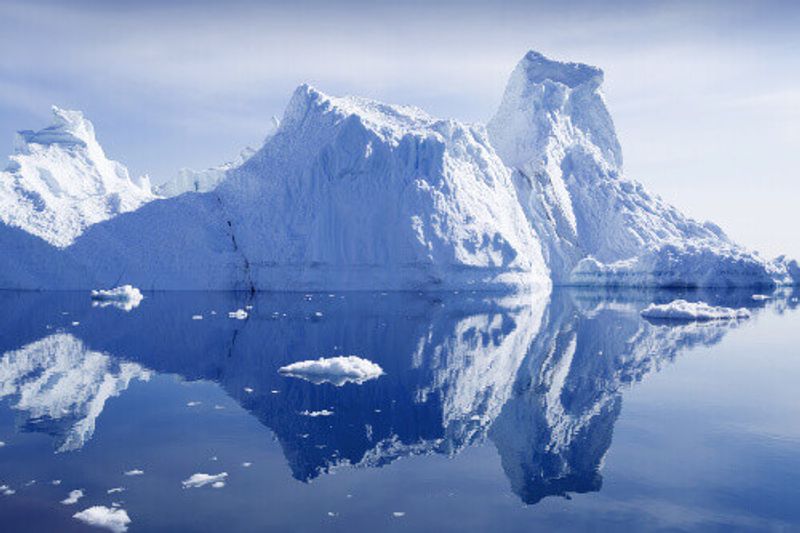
[488,50,622,174]
[518,50,604,89]
[15,106,99,152]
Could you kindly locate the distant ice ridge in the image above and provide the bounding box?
[91,285,143,311]
[641,300,751,321]
[488,51,799,288]
[278,356,384,386]
[0,106,155,247]
[154,117,279,197]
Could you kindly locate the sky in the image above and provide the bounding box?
[0,0,798,259]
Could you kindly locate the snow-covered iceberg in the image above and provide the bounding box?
[278,356,384,386]
[487,51,798,289]
[0,106,155,247]
[641,300,750,321]
[0,51,796,291]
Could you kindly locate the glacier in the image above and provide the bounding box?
[0,51,796,290]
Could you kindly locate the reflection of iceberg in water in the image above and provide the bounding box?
[0,288,783,503]
[490,291,749,504]
[0,333,150,452]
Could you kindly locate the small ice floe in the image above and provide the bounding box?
[271,390,280,394]
[107,487,125,494]
[0,485,15,495]
[392,512,406,518]
[245,305,253,310]
[187,401,202,407]
[752,294,771,301]
[327,512,337,517]
[123,469,144,476]
[191,315,204,320]
[71,321,80,326]
[51,480,62,486]
[228,309,248,320]
[73,506,131,533]
[181,472,228,489]
[210,310,217,315]
[278,356,384,386]
[310,311,324,320]
[242,462,252,468]
[91,285,144,312]
[299,409,334,417]
[244,387,254,394]
[61,489,84,505]
[640,300,750,321]
[210,456,218,462]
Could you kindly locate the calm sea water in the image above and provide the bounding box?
[0,288,798,532]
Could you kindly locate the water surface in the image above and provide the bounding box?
[0,288,798,532]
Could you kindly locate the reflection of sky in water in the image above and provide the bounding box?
[0,289,798,532]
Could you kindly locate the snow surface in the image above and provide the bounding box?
[0,107,155,247]
[73,506,131,533]
[640,300,751,321]
[0,51,797,290]
[278,356,384,386]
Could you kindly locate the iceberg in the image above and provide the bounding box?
[0,52,796,291]
[91,285,144,311]
[181,472,228,489]
[641,300,751,321]
[73,506,131,533]
[0,107,155,247]
[487,51,799,289]
[278,356,384,386]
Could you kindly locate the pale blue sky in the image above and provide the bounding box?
[1,0,798,259]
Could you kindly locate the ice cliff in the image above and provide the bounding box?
[0,107,155,247]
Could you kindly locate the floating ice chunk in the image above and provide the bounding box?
[181,472,228,489]
[191,315,203,320]
[123,469,144,476]
[61,489,84,505]
[71,321,80,326]
[278,356,384,386]
[187,401,201,407]
[752,294,771,301]
[393,512,406,517]
[73,505,131,533]
[243,387,253,394]
[52,480,62,486]
[107,487,125,494]
[242,462,252,468]
[641,300,751,321]
[299,409,334,417]
[91,285,143,312]
[228,309,248,320]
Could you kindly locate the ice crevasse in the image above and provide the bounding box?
[0,51,797,291]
